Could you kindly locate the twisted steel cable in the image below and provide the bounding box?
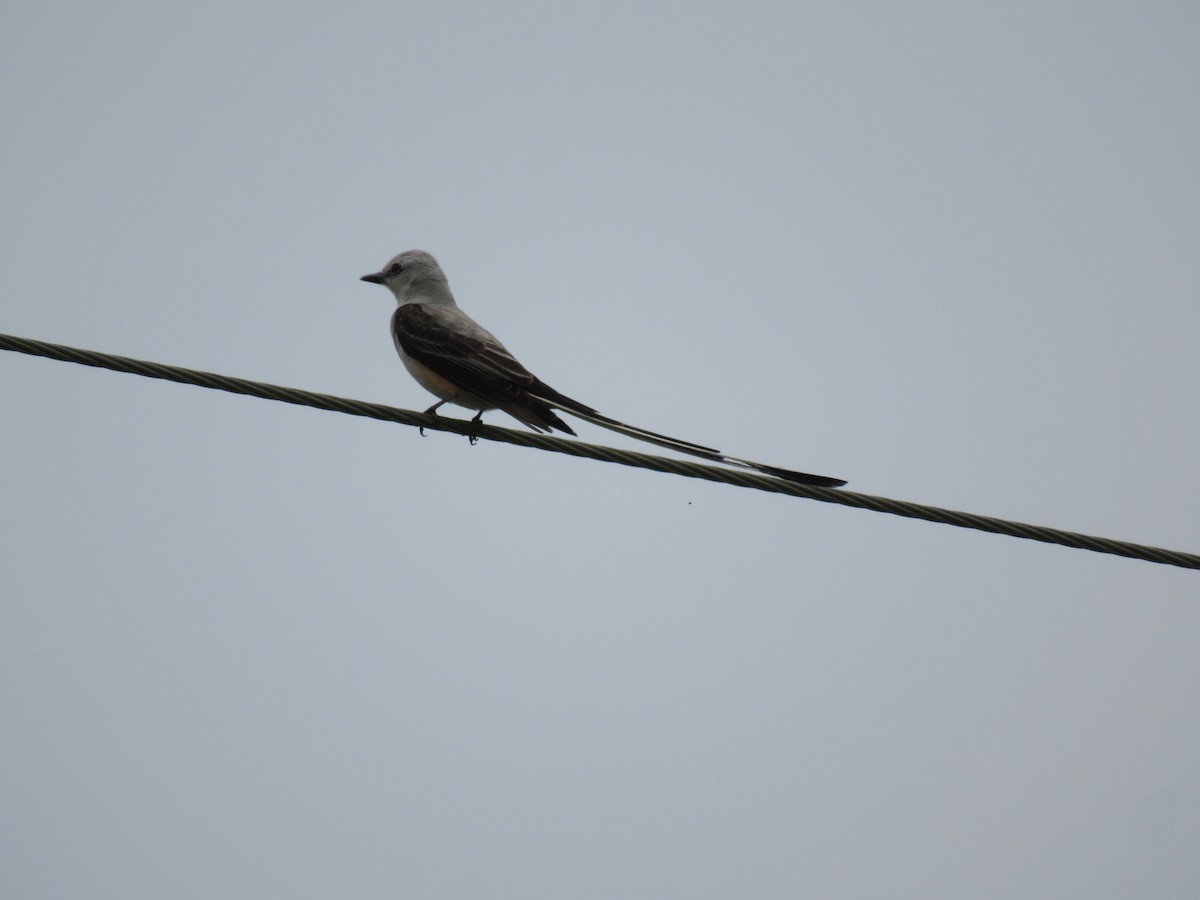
[3,332,1197,571]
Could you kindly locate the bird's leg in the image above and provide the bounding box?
[468,410,485,446]
[420,399,451,437]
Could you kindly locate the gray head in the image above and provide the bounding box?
[361,249,454,304]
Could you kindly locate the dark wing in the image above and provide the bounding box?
[392,303,578,434]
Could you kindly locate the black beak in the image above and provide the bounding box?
[360,271,386,284]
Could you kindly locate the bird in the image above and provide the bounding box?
[361,249,847,488]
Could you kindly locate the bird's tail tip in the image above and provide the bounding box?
[752,464,848,488]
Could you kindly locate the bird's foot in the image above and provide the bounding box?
[421,401,447,437]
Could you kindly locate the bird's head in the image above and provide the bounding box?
[361,249,453,304]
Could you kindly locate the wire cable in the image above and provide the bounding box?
[3,332,1197,571]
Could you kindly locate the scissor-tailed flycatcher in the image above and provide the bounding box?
[361,249,846,487]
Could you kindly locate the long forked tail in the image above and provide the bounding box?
[535,389,847,488]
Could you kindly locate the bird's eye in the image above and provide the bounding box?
[387,262,404,276]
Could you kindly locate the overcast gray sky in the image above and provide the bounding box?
[2,2,1198,898]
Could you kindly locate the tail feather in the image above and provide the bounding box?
[535,391,847,488]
